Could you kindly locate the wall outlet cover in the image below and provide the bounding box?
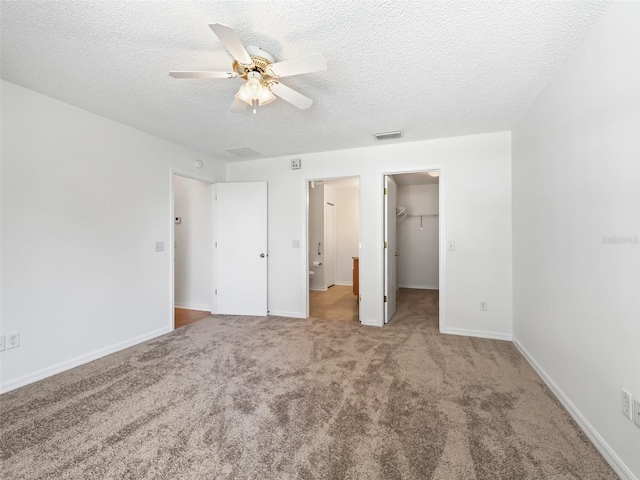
[291,159,301,170]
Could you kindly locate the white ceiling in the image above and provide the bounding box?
[0,1,608,161]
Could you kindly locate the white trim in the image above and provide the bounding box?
[444,327,512,341]
[309,286,328,291]
[334,281,353,286]
[174,303,212,311]
[268,310,305,319]
[398,284,439,290]
[513,337,637,480]
[0,327,171,394]
[360,318,383,327]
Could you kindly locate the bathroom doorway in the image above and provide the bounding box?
[307,176,360,322]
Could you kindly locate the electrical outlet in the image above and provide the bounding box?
[622,389,633,420]
[479,301,487,311]
[292,240,300,248]
[634,399,640,428]
[0,335,5,352]
[7,332,20,350]
[291,158,301,170]
[448,241,455,251]
[155,241,164,252]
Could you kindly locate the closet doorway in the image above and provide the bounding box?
[307,177,360,322]
[383,171,441,327]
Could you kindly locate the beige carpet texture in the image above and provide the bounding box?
[0,290,617,479]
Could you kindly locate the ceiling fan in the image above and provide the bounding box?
[170,23,327,113]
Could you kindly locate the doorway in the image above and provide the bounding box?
[173,174,213,329]
[307,177,360,321]
[383,170,441,327]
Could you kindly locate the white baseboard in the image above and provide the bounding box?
[309,286,328,291]
[361,319,383,327]
[513,337,637,480]
[0,327,172,395]
[174,303,211,311]
[444,327,512,341]
[334,281,353,286]
[268,310,305,319]
[398,284,439,290]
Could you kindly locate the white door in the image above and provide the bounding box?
[214,182,268,316]
[384,176,397,323]
[325,202,336,287]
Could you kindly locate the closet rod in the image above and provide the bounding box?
[407,214,439,217]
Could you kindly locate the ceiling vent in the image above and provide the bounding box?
[373,130,402,141]
[227,147,260,157]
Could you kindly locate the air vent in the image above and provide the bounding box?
[374,130,402,141]
[227,147,260,158]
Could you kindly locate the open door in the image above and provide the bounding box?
[384,176,397,323]
[325,202,336,287]
[214,182,268,316]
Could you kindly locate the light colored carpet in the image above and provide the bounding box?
[0,289,616,479]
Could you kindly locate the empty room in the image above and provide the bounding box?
[1,1,638,479]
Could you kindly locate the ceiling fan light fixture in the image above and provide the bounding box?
[258,86,276,106]
[428,171,440,177]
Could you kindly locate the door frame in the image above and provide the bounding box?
[305,176,363,321]
[381,168,446,332]
[169,168,217,331]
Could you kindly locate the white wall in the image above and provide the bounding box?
[0,80,226,392]
[174,176,211,311]
[397,184,439,289]
[511,2,640,479]
[227,131,512,336]
[333,182,359,286]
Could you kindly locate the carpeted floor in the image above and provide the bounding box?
[0,289,616,479]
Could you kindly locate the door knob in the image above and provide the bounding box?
[260,253,265,258]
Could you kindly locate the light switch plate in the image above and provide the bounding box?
[7,332,19,349]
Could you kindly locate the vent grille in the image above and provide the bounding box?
[373,130,403,141]
[227,148,260,158]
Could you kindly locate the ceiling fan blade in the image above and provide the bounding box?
[209,23,253,66]
[268,54,327,78]
[169,71,237,79]
[230,98,248,113]
[270,82,313,110]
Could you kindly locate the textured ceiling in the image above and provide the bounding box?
[0,1,609,161]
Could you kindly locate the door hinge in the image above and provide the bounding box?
[215,241,217,248]
[384,188,387,195]
[215,289,217,295]
[215,194,217,201]
[384,241,388,248]
[384,295,388,302]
